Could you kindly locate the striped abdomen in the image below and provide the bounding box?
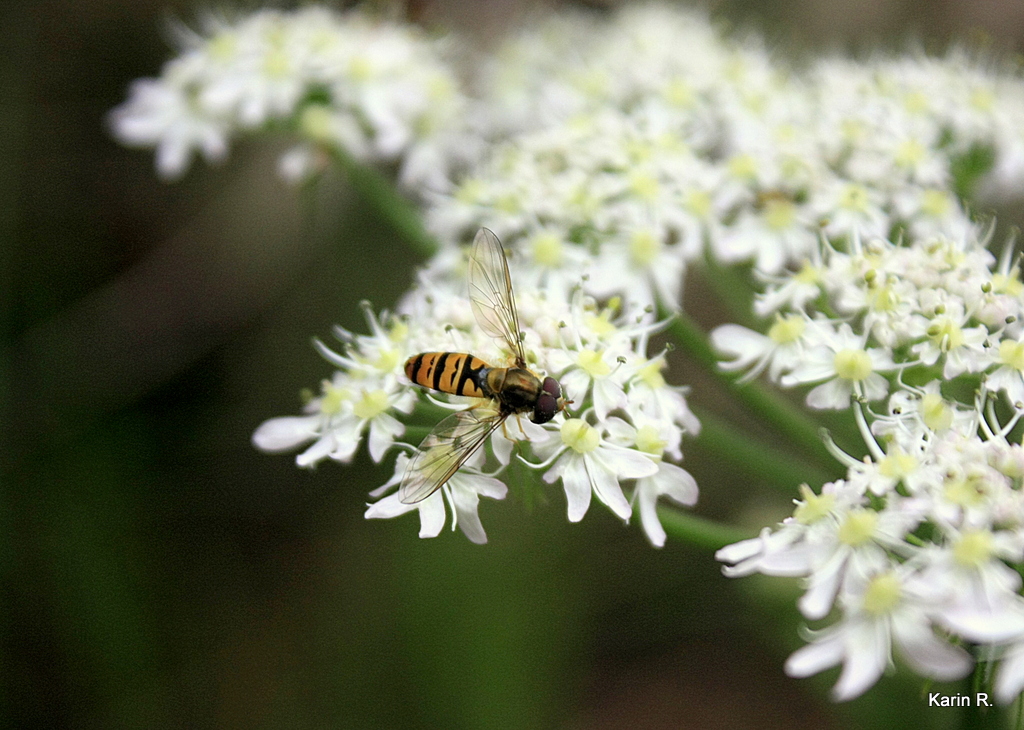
[405,352,490,398]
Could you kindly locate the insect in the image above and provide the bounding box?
[400,228,568,504]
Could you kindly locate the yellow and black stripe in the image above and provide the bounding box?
[404,352,490,398]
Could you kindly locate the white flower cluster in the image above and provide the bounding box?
[109,7,469,190]
[427,5,1024,312]
[715,226,1024,701]
[115,2,1024,701]
[253,258,699,545]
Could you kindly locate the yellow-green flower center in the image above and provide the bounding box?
[999,339,1024,372]
[728,153,757,181]
[353,389,389,420]
[953,529,995,568]
[427,74,454,102]
[834,348,872,382]
[867,280,899,313]
[263,47,290,78]
[921,392,953,431]
[841,118,865,143]
[921,189,951,218]
[373,348,402,374]
[794,260,821,285]
[768,314,805,344]
[577,348,610,378]
[838,509,877,546]
[454,178,485,204]
[496,193,521,214]
[904,91,929,114]
[664,78,694,107]
[576,69,608,98]
[208,32,238,62]
[567,184,598,216]
[764,198,796,231]
[629,172,660,201]
[635,425,666,457]
[878,446,918,481]
[862,572,901,615]
[895,139,925,168]
[531,232,563,268]
[794,484,835,524]
[629,230,661,267]
[992,271,1024,297]
[348,56,373,81]
[562,418,599,453]
[685,189,711,218]
[927,316,964,352]
[970,88,994,112]
[319,383,347,416]
[584,307,618,338]
[388,321,409,343]
[637,359,666,389]
[839,183,870,213]
[944,471,988,507]
[299,105,334,143]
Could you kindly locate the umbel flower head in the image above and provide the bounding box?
[715,220,1024,702]
[113,0,1024,707]
[109,6,471,190]
[253,230,699,545]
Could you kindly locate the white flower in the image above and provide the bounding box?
[110,76,230,179]
[812,179,890,240]
[254,217,699,542]
[252,373,415,465]
[603,415,697,546]
[586,225,688,309]
[986,335,1024,405]
[780,322,896,409]
[786,562,973,701]
[995,641,1024,705]
[907,300,990,379]
[716,524,815,578]
[551,346,628,421]
[625,357,700,433]
[635,462,699,548]
[712,315,807,383]
[539,418,659,523]
[365,453,507,544]
[754,260,827,316]
[714,196,818,275]
[111,7,471,188]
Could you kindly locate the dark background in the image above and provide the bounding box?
[4,1,1023,727]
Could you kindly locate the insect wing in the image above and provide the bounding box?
[468,228,525,365]
[399,407,505,504]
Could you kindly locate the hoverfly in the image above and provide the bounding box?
[400,228,568,504]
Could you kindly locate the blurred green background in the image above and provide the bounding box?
[5,1,1024,728]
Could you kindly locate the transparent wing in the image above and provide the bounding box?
[468,228,525,365]
[399,407,506,504]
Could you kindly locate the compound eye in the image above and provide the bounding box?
[531,393,557,424]
[541,377,562,400]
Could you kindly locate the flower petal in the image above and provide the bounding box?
[252,415,321,452]
[587,453,632,520]
[831,619,888,701]
[560,454,593,522]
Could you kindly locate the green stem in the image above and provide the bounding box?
[662,306,836,472]
[656,506,752,550]
[330,147,439,258]
[962,660,1003,729]
[693,409,836,493]
[700,253,761,331]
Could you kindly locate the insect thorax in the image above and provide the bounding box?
[484,367,543,413]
